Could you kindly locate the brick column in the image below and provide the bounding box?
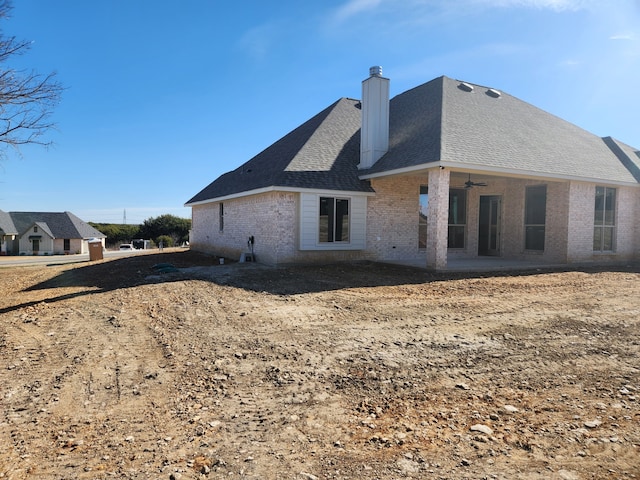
[426,168,450,270]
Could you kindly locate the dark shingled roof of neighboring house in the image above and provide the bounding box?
[187,75,640,204]
[8,212,105,239]
[0,210,17,235]
[186,98,373,205]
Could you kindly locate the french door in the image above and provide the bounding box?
[478,195,501,256]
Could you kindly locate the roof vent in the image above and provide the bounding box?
[458,82,474,92]
[486,88,501,98]
[369,65,383,77]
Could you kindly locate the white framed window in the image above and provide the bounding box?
[593,186,616,252]
[299,193,366,251]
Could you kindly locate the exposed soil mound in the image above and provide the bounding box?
[1,251,638,479]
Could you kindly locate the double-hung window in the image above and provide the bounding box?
[524,185,546,251]
[319,197,350,243]
[447,189,467,249]
[418,187,466,249]
[593,186,616,252]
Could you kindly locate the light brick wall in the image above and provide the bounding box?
[365,174,577,265]
[53,238,86,254]
[448,176,568,263]
[501,178,569,263]
[189,178,639,266]
[634,189,640,258]
[501,178,522,257]
[191,192,297,264]
[191,192,374,265]
[567,182,638,263]
[566,182,594,262]
[544,181,570,263]
[366,175,428,263]
[426,168,450,269]
[614,186,638,259]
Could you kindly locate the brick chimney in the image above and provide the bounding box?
[359,66,389,169]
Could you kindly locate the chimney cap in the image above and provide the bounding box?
[369,66,383,77]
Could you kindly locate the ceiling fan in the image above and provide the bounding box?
[464,174,487,189]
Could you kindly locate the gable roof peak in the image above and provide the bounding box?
[186,96,372,205]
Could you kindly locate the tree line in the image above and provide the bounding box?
[90,214,191,248]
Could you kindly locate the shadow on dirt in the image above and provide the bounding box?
[0,250,220,315]
[25,250,221,290]
[4,250,639,315]
[221,261,640,295]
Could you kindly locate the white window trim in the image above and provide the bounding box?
[299,193,366,251]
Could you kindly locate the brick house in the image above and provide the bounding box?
[185,68,640,270]
[0,211,105,255]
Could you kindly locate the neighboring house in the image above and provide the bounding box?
[185,67,640,270]
[0,211,105,255]
[0,210,19,256]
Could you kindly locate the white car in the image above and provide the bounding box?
[119,244,135,251]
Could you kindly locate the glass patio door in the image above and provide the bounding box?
[478,195,501,256]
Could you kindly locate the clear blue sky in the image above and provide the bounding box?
[2,0,638,224]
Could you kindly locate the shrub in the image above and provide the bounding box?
[156,235,173,248]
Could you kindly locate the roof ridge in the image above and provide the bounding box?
[452,78,501,92]
[602,136,640,182]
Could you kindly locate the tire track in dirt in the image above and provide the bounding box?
[2,257,639,479]
[1,286,179,478]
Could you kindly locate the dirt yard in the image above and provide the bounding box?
[1,249,638,479]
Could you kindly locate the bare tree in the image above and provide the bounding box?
[0,0,62,159]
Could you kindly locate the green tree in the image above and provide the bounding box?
[139,214,190,246]
[0,1,63,159]
[156,235,173,248]
[89,223,140,247]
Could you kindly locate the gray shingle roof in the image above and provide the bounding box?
[0,210,17,235]
[8,212,105,239]
[361,76,444,174]
[188,75,640,204]
[34,221,55,238]
[603,137,640,182]
[366,76,640,183]
[186,98,373,205]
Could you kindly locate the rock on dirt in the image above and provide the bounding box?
[0,250,639,479]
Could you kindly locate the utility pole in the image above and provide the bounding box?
[123,209,127,225]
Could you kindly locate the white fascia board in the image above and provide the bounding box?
[358,162,440,180]
[184,186,277,206]
[292,187,375,197]
[440,161,640,187]
[358,161,639,187]
[184,186,375,207]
